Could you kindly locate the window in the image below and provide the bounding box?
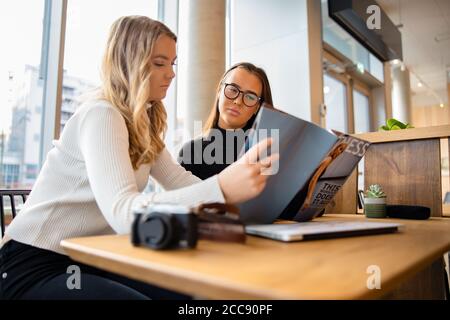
[1,1,175,191]
[175,0,189,148]
[321,0,384,83]
[353,90,371,134]
[61,0,159,132]
[1,164,20,188]
[26,164,39,180]
[324,74,348,133]
[0,0,46,189]
[323,48,375,135]
[369,53,384,83]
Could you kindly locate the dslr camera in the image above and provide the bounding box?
[131,203,198,250]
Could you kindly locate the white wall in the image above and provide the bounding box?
[391,65,412,124]
[229,0,312,121]
[372,86,387,129]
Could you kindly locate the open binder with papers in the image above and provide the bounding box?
[237,105,371,225]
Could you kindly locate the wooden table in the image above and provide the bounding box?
[61,214,450,299]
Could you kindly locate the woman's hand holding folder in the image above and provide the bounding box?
[218,138,279,204]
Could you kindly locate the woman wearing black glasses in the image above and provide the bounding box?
[178,62,274,179]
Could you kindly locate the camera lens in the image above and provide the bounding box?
[140,213,174,249]
[144,218,166,245]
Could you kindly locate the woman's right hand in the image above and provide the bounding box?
[218,138,279,204]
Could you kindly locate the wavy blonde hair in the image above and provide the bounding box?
[100,16,176,170]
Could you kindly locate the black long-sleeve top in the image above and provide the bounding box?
[177,125,252,180]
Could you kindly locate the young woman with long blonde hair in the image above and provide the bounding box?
[0,16,276,300]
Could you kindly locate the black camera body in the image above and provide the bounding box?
[131,203,198,250]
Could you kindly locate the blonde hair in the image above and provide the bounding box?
[100,16,176,170]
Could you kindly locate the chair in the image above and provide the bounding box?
[0,189,30,237]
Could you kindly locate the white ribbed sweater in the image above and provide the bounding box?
[5,99,225,254]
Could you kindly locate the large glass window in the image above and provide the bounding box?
[353,89,371,134]
[352,89,371,206]
[0,0,46,189]
[324,74,348,133]
[62,0,159,193]
[175,0,189,149]
[61,0,159,132]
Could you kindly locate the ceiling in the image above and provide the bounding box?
[377,0,450,107]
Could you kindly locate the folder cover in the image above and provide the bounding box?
[237,105,371,224]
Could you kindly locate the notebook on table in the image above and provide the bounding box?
[245,220,402,242]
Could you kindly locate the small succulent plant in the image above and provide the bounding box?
[379,118,414,131]
[365,184,386,198]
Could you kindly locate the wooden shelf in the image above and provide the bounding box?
[334,125,450,217]
[353,125,450,143]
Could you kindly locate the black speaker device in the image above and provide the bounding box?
[386,205,430,220]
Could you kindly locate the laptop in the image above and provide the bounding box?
[245,220,402,242]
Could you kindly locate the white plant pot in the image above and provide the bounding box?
[364,197,386,205]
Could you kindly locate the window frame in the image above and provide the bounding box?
[39,0,178,164]
[323,47,374,134]
[39,0,67,168]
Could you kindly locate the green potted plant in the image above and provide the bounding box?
[379,118,414,131]
[364,184,387,218]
